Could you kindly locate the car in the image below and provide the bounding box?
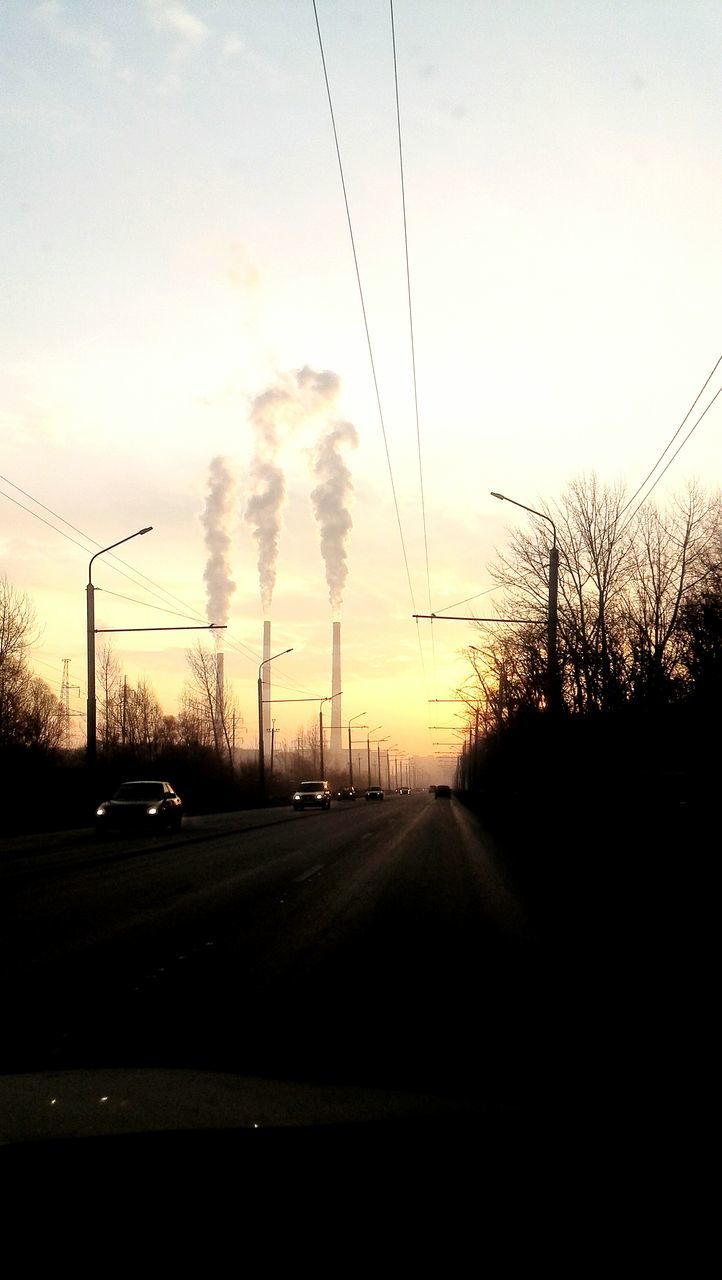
[336,786,356,800]
[365,786,384,801]
[292,781,332,811]
[95,780,183,834]
[434,784,452,799]
[428,785,437,793]
[399,786,410,795]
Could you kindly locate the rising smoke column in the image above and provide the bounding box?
[311,418,358,756]
[310,420,359,615]
[244,368,341,614]
[202,455,236,625]
[202,456,236,749]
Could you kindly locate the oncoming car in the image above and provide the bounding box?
[336,786,356,800]
[292,781,332,811]
[95,780,183,834]
[365,786,384,801]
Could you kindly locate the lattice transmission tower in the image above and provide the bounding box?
[60,659,80,750]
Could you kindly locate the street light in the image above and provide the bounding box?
[319,691,342,778]
[375,735,390,785]
[491,491,559,713]
[258,648,293,798]
[347,711,366,787]
[86,526,153,766]
[366,725,382,788]
[385,745,398,790]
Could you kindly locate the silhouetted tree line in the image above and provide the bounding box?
[455,476,721,893]
[0,576,355,833]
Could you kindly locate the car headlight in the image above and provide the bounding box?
[316,793,323,799]
[96,807,107,817]
[147,806,159,815]
[293,793,301,801]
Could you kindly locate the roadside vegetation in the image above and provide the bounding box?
[453,475,721,917]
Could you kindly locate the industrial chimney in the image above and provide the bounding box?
[262,620,271,738]
[214,650,224,730]
[330,619,342,754]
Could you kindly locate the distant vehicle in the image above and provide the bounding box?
[292,781,331,811]
[366,786,384,801]
[399,786,410,795]
[95,780,183,834]
[336,786,356,800]
[428,785,437,793]
[434,784,452,799]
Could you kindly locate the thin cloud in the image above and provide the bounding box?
[146,1,209,45]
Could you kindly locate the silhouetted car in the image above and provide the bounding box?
[366,786,384,801]
[434,785,452,799]
[399,786,410,795]
[337,787,356,800]
[428,785,437,793]
[95,780,183,834]
[292,781,331,811]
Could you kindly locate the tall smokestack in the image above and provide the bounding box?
[330,620,342,754]
[214,651,224,731]
[262,620,271,739]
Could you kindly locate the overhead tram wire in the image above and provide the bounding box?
[0,474,209,624]
[617,351,722,524]
[390,0,435,696]
[618,381,722,542]
[0,472,316,694]
[312,0,424,682]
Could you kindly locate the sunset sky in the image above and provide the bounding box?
[2,0,721,764]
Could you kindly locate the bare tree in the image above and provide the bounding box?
[183,642,241,768]
[97,643,123,748]
[21,676,64,750]
[466,475,721,722]
[623,483,721,703]
[0,578,39,747]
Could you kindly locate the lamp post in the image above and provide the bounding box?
[319,691,342,778]
[491,491,559,714]
[366,726,382,787]
[385,745,398,790]
[347,711,366,787]
[258,648,293,798]
[376,735,390,785]
[86,526,152,766]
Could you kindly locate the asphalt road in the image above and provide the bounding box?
[2,792,565,1111]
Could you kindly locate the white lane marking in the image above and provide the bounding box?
[293,863,325,883]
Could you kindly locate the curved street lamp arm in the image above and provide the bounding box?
[258,647,293,681]
[491,492,556,547]
[88,526,153,583]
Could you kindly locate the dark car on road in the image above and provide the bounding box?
[434,784,452,799]
[95,780,183,834]
[292,781,332,811]
[336,786,356,800]
[365,786,384,801]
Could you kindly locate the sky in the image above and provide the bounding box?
[2,0,721,766]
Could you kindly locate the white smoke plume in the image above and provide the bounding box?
[310,420,359,614]
[201,455,236,627]
[245,367,341,614]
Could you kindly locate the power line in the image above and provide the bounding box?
[389,0,437,751]
[390,0,432,617]
[0,472,319,700]
[312,0,418,621]
[618,352,722,520]
[435,585,500,613]
[619,383,722,537]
